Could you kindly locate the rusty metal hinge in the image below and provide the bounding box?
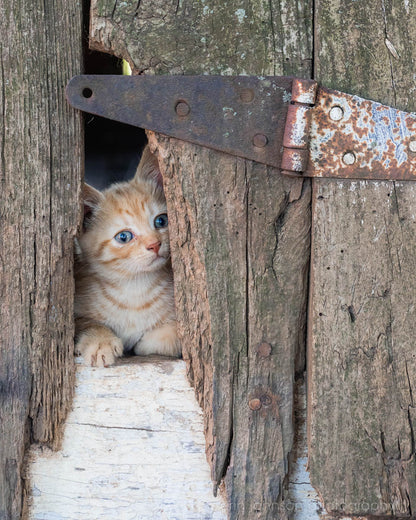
[66,75,416,181]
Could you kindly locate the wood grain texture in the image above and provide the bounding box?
[148,135,312,519]
[90,0,312,77]
[309,0,416,516]
[90,1,312,517]
[0,1,82,518]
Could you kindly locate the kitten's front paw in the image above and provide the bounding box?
[134,321,181,357]
[76,331,123,367]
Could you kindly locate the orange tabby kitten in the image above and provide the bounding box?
[75,146,180,367]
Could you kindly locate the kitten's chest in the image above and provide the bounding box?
[92,275,173,347]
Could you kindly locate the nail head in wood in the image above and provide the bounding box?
[248,398,262,411]
[257,342,272,357]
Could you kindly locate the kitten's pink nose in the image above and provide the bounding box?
[146,241,161,255]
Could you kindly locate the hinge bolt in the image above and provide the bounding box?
[252,133,268,148]
[329,105,344,121]
[409,140,416,153]
[239,88,255,103]
[343,151,356,165]
[175,101,190,117]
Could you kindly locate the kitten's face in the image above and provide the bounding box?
[79,149,170,278]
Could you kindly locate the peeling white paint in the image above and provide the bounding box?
[283,90,292,103]
[405,0,410,13]
[235,9,246,23]
[28,358,227,520]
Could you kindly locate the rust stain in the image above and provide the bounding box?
[291,78,318,105]
[307,87,416,180]
[282,78,318,175]
[249,387,281,421]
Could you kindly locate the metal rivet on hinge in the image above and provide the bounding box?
[252,133,268,148]
[329,105,344,121]
[239,88,255,103]
[175,100,190,117]
[343,152,356,165]
[409,141,416,153]
[248,398,262,411]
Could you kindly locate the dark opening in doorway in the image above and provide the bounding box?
[84,50,147,190]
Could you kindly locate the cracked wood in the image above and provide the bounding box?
[0,1,82,518]
[309,0,416,516]
[89,1,312,518]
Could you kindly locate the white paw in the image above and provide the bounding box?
[76,333,123,367]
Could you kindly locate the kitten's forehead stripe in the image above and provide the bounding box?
[97,184,166,237]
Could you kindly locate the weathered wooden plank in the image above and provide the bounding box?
[90,0,312,77]
[309,0,416,516]
[148,136,312,518]
[90,1,313,517]
[28,358,227,519]
[0,1,82,518]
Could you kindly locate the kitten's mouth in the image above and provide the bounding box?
[149,254,166,265]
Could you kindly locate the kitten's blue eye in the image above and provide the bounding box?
[154,213,168,229]
[114,230,134,243]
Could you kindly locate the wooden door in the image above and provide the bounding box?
[2,0,416,519]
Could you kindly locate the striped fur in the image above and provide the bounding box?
[75,146,180,367]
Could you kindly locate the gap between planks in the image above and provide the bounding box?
[287,379,354,520]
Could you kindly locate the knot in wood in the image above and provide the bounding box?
[260,394,272,406]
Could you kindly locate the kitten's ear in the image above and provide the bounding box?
[82,183,103,229]
[134,145,163,187]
